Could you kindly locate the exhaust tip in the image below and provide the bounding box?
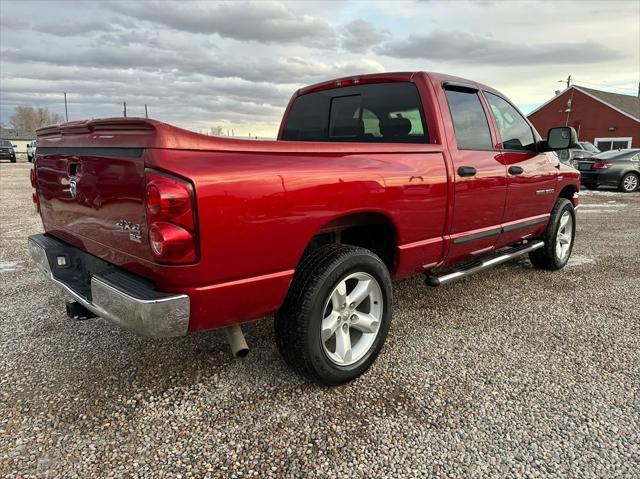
[234,347,250,358]
[224,324,249,358]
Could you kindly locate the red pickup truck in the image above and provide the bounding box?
[29,71,580,385]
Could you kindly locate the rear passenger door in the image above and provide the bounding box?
[442,84,508,263]
[483,92,558,246]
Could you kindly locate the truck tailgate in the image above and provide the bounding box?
[36,147,150,260]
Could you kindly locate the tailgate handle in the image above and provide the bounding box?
[458,166,477,177]
[68,162,78,176]
[508,166,524,175]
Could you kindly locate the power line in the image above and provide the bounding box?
[571,79,638,95]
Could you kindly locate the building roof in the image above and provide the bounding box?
[577,86,640,121]
[0,128,36,140]
[528,85,640,122]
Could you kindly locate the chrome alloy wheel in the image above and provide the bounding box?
[555,211,573,261]
[321,272,383,366]
[623,174,638,192]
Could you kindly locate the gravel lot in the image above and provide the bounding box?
[1,162,639,478]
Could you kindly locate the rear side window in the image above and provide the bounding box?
[444,89,493,150]
[281,82,428,143]
[485,92,536,152]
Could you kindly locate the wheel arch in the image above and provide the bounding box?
[557,184,579,206]
[299,211,399,274]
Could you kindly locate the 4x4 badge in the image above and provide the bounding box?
[115,219,142,243]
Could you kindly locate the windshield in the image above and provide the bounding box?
[0,140,12,147]
[579,142,600,153]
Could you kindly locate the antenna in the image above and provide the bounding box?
[63,92,69,122]
[558,75,572,89]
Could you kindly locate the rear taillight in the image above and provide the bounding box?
[145,170,197,264]
[593,161,613,169]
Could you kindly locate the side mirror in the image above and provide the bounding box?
[545,127,577,151]
[12,144,17,148]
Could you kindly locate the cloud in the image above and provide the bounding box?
[378,30,623,65]
[35,19,118,36]
[109,0,336,45]
[1,42,384,85]
[341,20,390,53]
[1,0,637,137]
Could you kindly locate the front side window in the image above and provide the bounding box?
[444,89,493,150]
[485,92,536,152]
[282,82,428,143]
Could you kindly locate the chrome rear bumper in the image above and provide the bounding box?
[28,234,189,337]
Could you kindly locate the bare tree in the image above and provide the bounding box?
[9,106,65,133]
[209,125,225,136]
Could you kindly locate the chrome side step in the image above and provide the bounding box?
[425,240,544,287]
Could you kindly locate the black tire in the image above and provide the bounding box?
[620,172,639,193]
[10,157,16,163]
[275,244,392,385]
[529,198,576,270]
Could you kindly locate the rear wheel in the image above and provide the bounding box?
[620,173,639,193]
[529,198,575,270]
[275,244,392,385]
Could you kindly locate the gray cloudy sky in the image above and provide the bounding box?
[1,0,638,137]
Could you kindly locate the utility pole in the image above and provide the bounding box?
[63,92,68,121]
[144,104,148,118]
[123,102,127,118]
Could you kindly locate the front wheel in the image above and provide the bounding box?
[529,198,576,270]
[620,173,639,193]
[275,244,392,385]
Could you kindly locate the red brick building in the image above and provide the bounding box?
[527,85,639,151]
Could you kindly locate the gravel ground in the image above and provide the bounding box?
[1,162,639,478]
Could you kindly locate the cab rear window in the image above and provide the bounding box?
[281,82,428,143]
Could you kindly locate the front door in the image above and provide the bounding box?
[441,86,508,264]
[483,92,558,247]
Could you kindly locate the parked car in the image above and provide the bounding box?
[28,72,581,385]
[576,149,640,192]
[0,139,17,163]
[558,141,600,165]
[27,140,37,162]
